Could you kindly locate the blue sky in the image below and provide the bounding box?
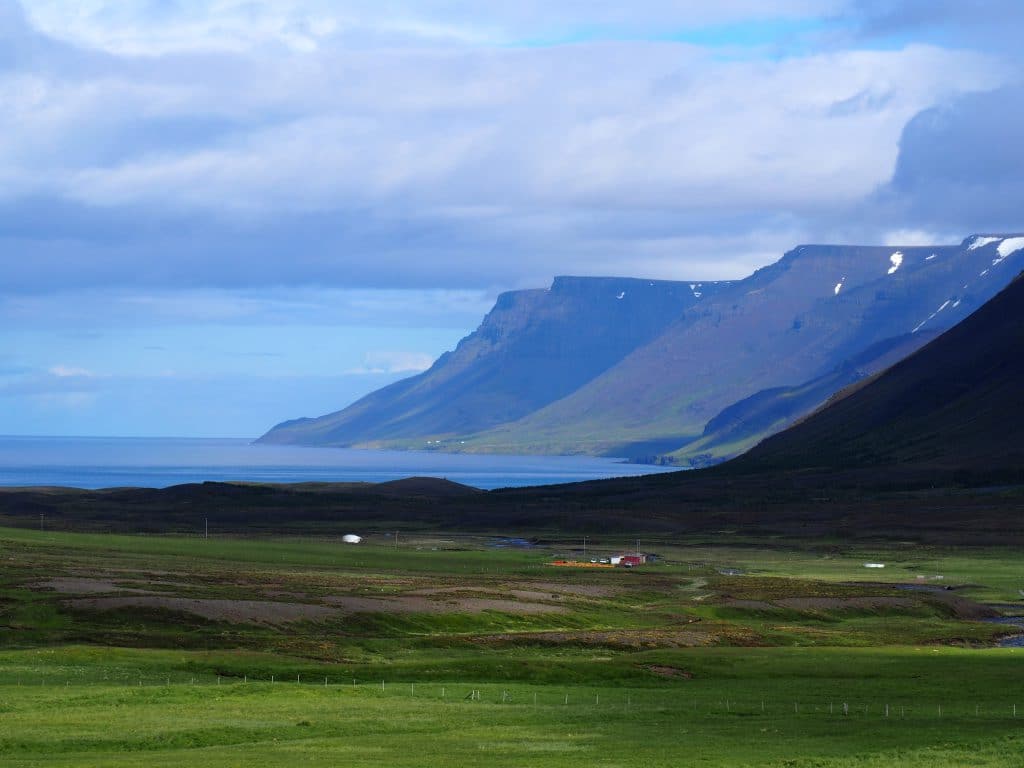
[1,0,1022,437]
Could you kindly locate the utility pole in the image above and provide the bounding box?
[204,518,208,539]
[583,536,587,558]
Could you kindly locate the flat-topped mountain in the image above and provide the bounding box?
[261,235,1024,462]
[260,276,729,447]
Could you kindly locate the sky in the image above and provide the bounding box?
[1,0,1022,437]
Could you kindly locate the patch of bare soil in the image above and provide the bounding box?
[724,599,775,610]
[323,595,565,615]
[406,585,565,603]
[407,586,499,597]
[508,590,564,601]
[34,577,155,595]
[66,596,339,625]
[776,596,915,611]
[644,665,694,679]
[920,591,1000,620]
[528,582,617,598]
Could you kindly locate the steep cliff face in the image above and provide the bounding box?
[259,276,728,446]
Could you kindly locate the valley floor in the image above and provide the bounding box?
[2,526,1023,766]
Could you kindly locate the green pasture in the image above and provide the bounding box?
[2,647,1024,767]
[0,525,549,575]
[1,525,1023,765]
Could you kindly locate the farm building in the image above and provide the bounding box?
[617,555,645,568]
[551,552,651,569]
[609,554,647,567]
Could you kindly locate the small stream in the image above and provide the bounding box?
[891,587,1024,647]
[984,616,1024,647]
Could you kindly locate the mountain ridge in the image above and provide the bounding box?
[260,275,727,447]
[261,234,1024,462]
[8,272,1024,543]
[465,236,1022,456]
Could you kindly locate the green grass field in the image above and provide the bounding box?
[2,526,1023,766]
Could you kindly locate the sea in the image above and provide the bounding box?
[0,436,677,491]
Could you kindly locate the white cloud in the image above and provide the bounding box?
[7,42,1001,219]
[347,350,436,375]
[882,228,952,246]
[48,364,96,378]
[0,1,1015,295]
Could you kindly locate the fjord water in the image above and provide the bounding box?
[0,436,675,490]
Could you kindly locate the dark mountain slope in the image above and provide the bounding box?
[729,271,1024,474]
[260,277,729,447]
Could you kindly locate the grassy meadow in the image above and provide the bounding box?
[1,525,1023,766]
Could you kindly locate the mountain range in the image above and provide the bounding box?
[260,234,1024,464]
[9,269,1024,542]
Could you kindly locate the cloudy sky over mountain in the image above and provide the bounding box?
[1,0,1021,436]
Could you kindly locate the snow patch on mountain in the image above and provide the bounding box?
[913,299,954,333]
[888,252,903,275]
[968,236,1001,251]
[995,237,1024,263]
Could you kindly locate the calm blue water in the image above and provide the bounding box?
[0,436,676,490]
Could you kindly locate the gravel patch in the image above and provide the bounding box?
[323,594,565,615]
[66,596,339,625]
[776,596,915,611]
[724,599,775,610]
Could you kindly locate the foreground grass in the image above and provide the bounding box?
[2,526,1023,765]
[2,646,1023,767]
